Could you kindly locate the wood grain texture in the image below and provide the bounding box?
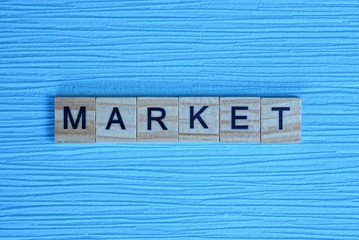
[55,97,96,143]
[137,97,178,142]
[261,98,302,143]
[1,0,359,239]
[220,97,261,142]
[96,98,137,142]
[179,97,219,142]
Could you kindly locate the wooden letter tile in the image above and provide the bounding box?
[261,98,301,143]
[179,97,219,142]
[55,97,95,143]
[137,97,178,142]
[96,98,136,142]
[220,97,260,142]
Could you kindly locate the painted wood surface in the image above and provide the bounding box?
[1,0,359,239]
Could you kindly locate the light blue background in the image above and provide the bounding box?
[1,0,359,239]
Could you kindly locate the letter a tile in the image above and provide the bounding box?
[55,97,96,143]
[96,98,136,142]
[261,98,301,143]
[220,97,260,142]
[137,97,178,142]
[179,97,219,142]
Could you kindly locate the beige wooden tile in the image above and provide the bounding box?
[220,97,260,142]
[96,98,136,142]
[55,97,95,143]
[179,97,219,142]
[261,98,301,143]
[137,97,178,142]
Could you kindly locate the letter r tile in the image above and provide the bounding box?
[179,97,219,142]
[261,98,301,143]
[220,97,260,143]
[55,97,96,143]
[96,98,136,142]
[137,97,178,142]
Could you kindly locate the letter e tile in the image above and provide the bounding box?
[220,97,260,142]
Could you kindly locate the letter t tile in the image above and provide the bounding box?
[261,98,301,143]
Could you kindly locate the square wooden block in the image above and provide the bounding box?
[55,97,96,143]
[220,97,260,142]
[261,98,301,143]
[96,98,136,142]
[137,97,178,142]
[179,97,219,142]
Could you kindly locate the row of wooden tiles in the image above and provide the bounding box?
[55,97,301,143]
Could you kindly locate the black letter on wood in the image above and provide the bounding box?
[106,107,126,130]
[64,106,86,129]
[190,106,209,129]
[231,106,249,130]
[147,108,167,130]
[271,107,290,130]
